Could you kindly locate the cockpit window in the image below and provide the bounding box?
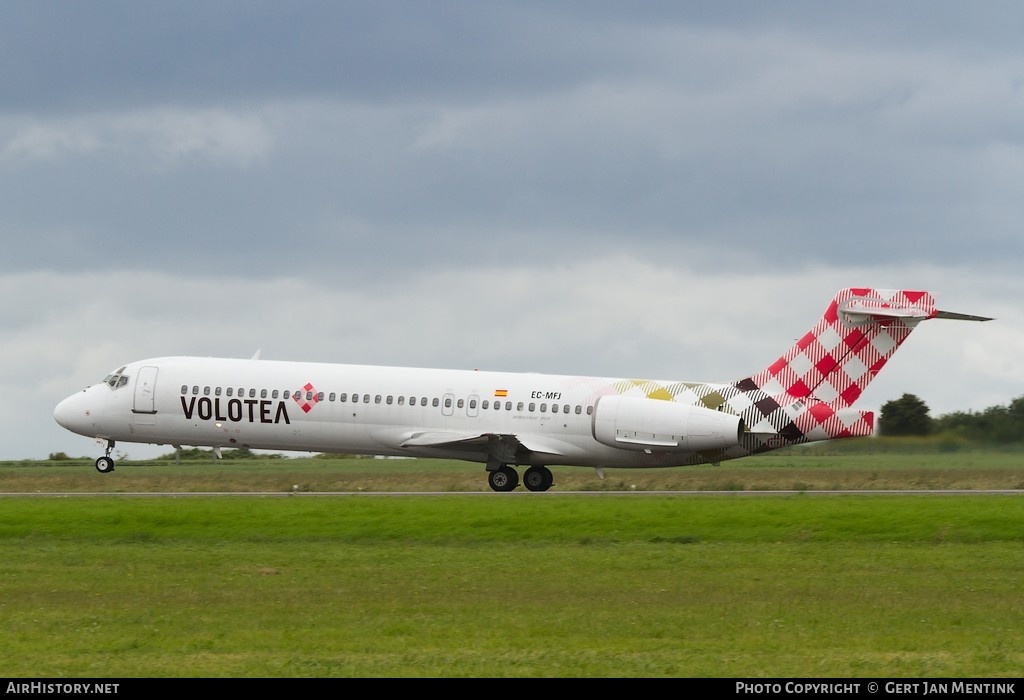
[103,367,129,390]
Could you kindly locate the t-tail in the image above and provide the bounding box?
[731,288,992,449]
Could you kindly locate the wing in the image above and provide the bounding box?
[383,430,574,464]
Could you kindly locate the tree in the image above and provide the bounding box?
[878,393,932,436]
[932,394,1024,443]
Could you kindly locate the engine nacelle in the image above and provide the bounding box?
[592,395,744,452]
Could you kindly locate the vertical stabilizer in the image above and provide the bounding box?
[734,288,988,410]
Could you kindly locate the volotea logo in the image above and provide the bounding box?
[293,382,320,413]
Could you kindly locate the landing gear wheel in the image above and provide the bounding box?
[488,465,520,492]
[523,465,554,492]
[95,456,115,473]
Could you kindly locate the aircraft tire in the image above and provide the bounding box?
[488,465,519,492]
[95,456,115,473]
[523,465,553,492]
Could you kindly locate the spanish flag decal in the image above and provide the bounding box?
[494,389,508,397]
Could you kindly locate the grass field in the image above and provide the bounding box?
[5,444,1024,493]
[1,448,1022,678]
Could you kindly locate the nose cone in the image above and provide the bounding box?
[54,392,91,435]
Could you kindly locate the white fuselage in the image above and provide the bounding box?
[53,356,748,470]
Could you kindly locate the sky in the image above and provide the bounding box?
[4,1,1024,461]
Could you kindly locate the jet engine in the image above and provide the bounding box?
[592,395,744,452]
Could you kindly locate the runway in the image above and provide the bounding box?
[2,489,1022,497]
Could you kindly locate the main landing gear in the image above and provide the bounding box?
[95,439,115,473]
[487,464,554,492]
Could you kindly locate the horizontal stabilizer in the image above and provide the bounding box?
[935,310,993,322]
[840,299,993,324]
[839,298,930,322]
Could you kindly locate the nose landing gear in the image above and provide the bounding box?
[95,440,115,473]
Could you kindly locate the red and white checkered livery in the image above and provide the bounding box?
[745,289,935,406]
[731,289,939,442]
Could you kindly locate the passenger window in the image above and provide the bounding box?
[539,403,546,412]
[363,394,370,403]
[575,405,582,415]
[445,398,452,408]
[386,396,393,405]
[215,387,222,397]
[261,389,268,399]
[432,398,439,407]
[517,402,524,411]
[587,406,594,415]
[283,390,290,399]
[227,388,234,397]
[421,397,428,406]
[456,399,464,409]
[250,389,257,398]
[180,385,188,395]
[192,386,199,395]
[329,392,336,402]
[374,395,381,404]
[505,401,512,411]
[203,386,210,396]
[306,391,313,400]
[273,390,280,399]
[482,400,489,410]
[528,403,536,412]
[317,392,325,401]
[339,393,346,402]
[352,394,359,403]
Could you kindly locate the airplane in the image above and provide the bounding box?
[53,287,991,491]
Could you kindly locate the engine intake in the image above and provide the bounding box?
[592,395,744,452]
